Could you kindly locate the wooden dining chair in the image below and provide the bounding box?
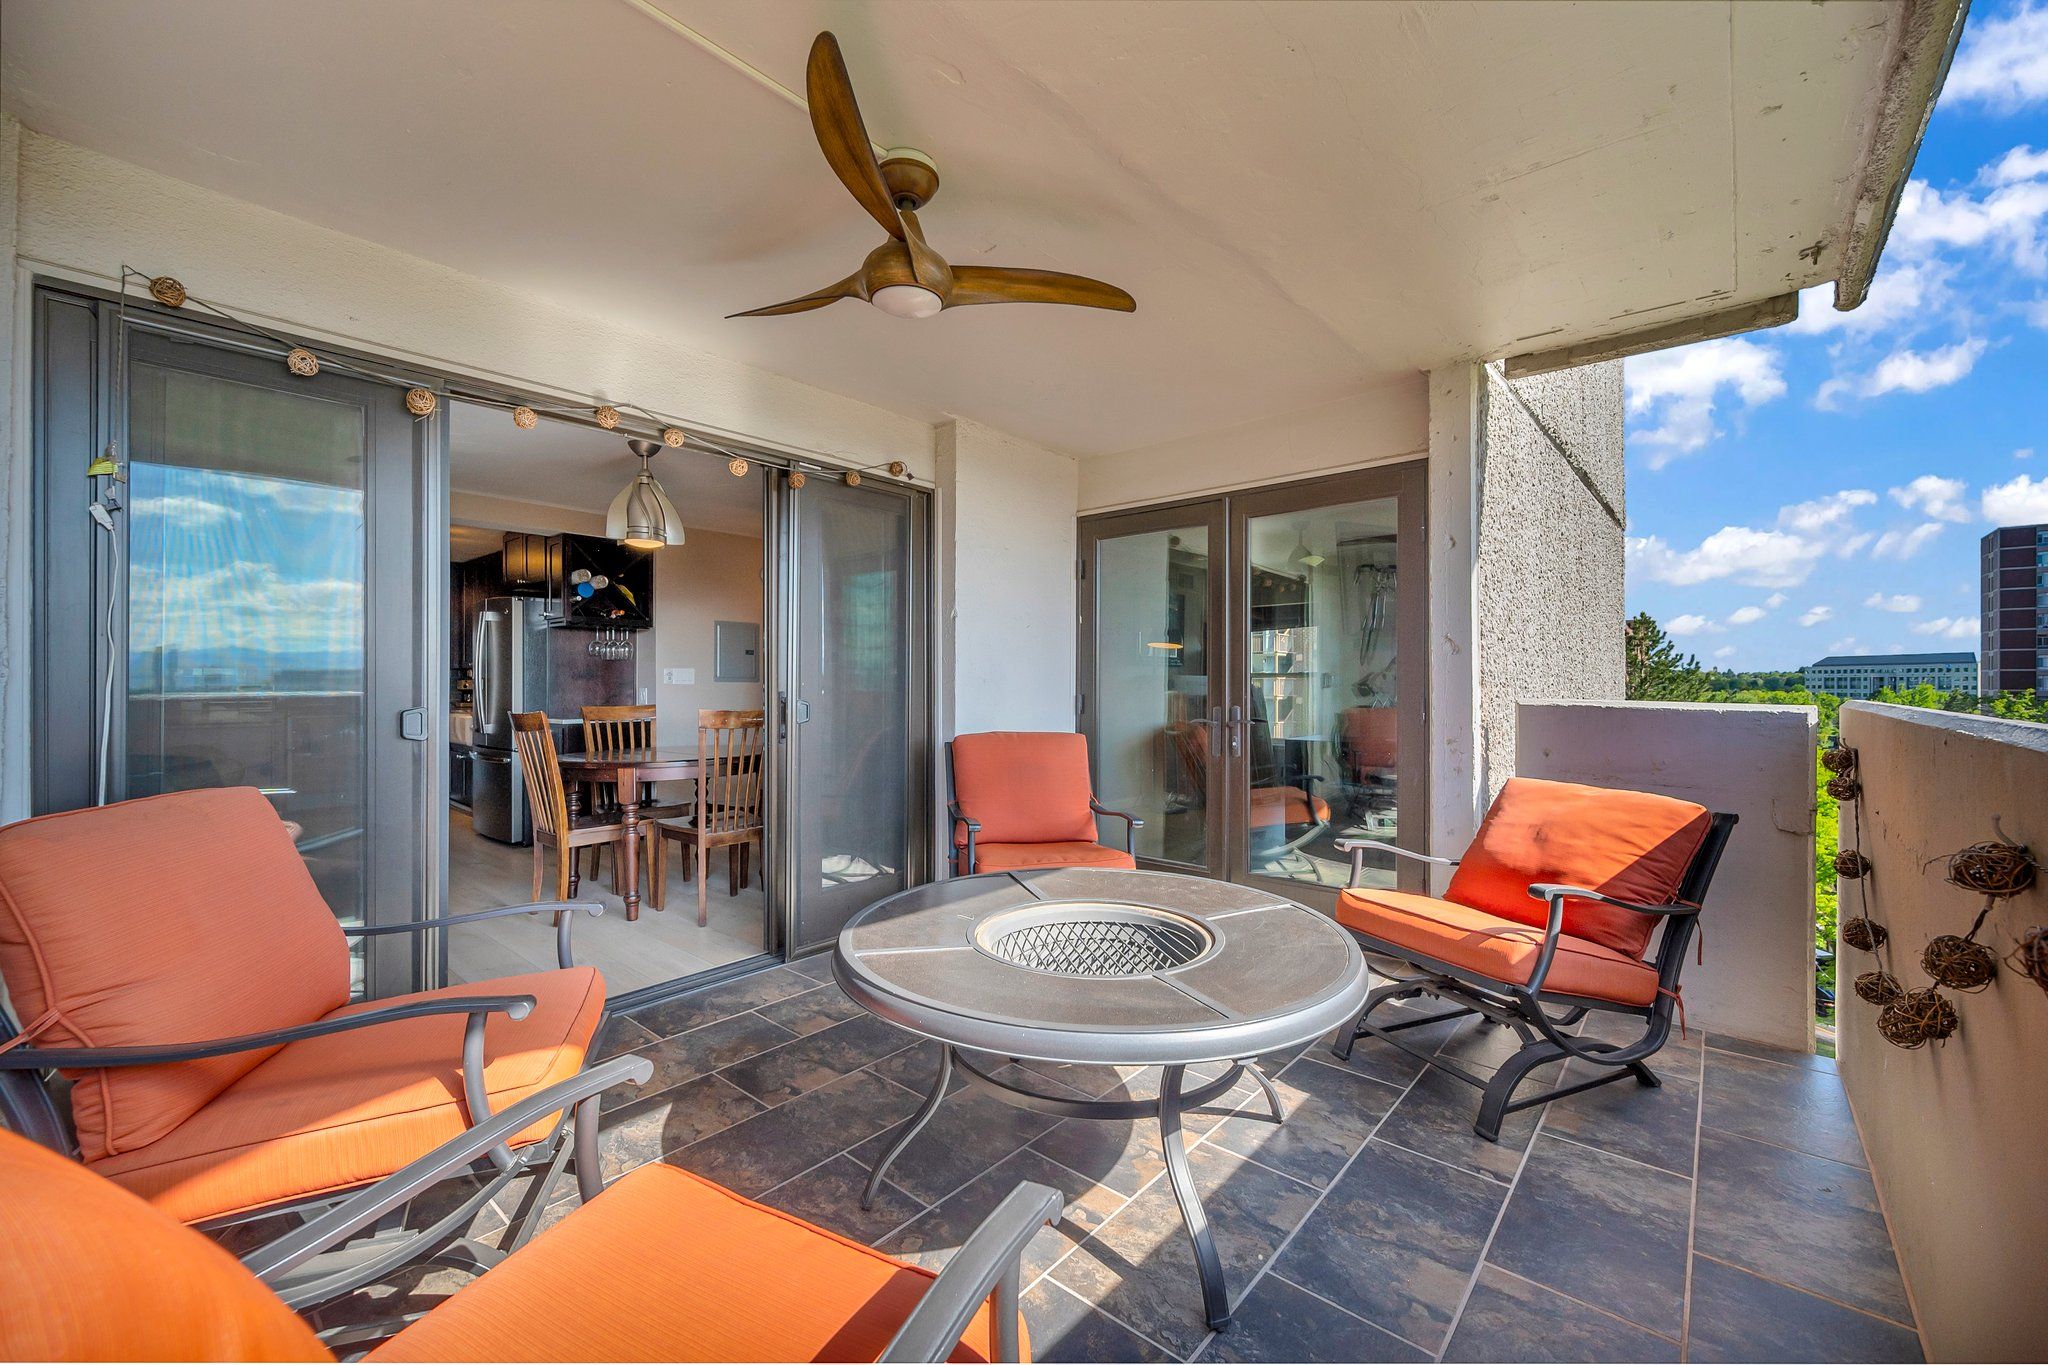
[579,704,689,880]
[512,712,650,902]
[654,709,766,926]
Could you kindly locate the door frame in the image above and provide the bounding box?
[1076,462,1431,910]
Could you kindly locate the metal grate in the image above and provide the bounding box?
[986,914,1209,977]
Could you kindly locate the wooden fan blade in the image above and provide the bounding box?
[807,33,904,242]
[946,267,1136,311]
[727,273,862,318]
[897,210,950,292]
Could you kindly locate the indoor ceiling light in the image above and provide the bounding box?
[1288,531,1325,570]
[869,284,945,319]
[609,439,685,551]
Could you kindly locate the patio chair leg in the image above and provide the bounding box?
[863,1045,953,1210]
[1474,1039,1567,1143]
[1245,1060,1284,1123]
[1630,1060,1662,1088]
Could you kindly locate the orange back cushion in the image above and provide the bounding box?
[950,732,1101,846]
[1445,777,1712,957]
[0,1128,331,1361]
[0,788,350,1162]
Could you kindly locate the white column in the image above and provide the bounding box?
[1425,364,1484,889]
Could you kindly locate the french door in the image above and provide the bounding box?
[30,285,435,994]
[779,471,932,952]
[1077,465,1428,909]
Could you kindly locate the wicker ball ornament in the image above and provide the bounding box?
[1825,773,1862,801]
[1834,850,1870,879]
[661,427,687,448]
[1921,934,1998,992]
[887,461,908,478]
[594,406,621,430]
[285,347,319,377]
[1877,987,1959,1049]
[1942,841,2037,899]
[1841,917,1888,952]
[512,406,539,430]
[844,471,862,487]
[1853,970,1904,1005]
[1821,745,1858,775]
[727,457,749,478]
[404,388,438,417]
[2008,927,2048,997]
[788,471,806,490]
[148,276,187,308]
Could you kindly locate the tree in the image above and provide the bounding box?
[1624,612,1711,701]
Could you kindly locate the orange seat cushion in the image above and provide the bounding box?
[1250,785,1331,829]
[973,841,1137,873]
[951,732,1101,847]
[1337,887,1660,1007]
[0,788,352,1162]
[88,967,606,1224]
[1444,777,1711,957]
[368,1161,1022,1363]
[0,1129,331,1362]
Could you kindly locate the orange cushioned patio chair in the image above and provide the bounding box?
[0,787,612,1317]
[1333,776,1736,1141]
[948,732,1143,875]
[0,1085,1060,1363]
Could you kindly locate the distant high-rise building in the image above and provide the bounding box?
[1980,524,2048,697]
[1803,652,1977,701]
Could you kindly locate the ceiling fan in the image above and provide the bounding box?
[730,32,1135,321]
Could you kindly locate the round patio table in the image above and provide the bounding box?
[834,867,1371,1331]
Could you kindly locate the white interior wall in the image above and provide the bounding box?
[647,528,766,741]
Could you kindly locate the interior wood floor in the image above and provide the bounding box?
[445,808,768,994]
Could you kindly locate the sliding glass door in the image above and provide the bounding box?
[1078,466,1427,910]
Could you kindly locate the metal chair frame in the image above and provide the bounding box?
[1332,811,1738,1141]
[945,739,1143,876]
[0,899,612,1324]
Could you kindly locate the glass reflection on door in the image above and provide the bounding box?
[1091,525,1215,866]
[1241,497,1401,890]
[125,362,370,920]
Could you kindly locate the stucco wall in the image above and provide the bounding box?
[1518,700,1818,1051]
[1475,360,1626,799]
[936,417,1079,736]
[1835,703,2048,1363]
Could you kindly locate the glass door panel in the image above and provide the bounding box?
[1080,506,1226,873]
[785,473,930,952]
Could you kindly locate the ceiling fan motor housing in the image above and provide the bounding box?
[879,148,940,210]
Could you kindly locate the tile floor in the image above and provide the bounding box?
[323,957,1923,1363]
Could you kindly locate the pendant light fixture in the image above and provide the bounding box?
[608,439,684,551]
[1287,526,1325,571]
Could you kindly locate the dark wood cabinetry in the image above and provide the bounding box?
[541,534,654,629]
[450,553,505,673]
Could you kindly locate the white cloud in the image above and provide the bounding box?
[1665,614,1722,637]
[1870,522,1945,559]
[1946,1,2048,111]
[1727,605,1767,625]
[1789,261,1947,336]
[1628,489,1877,589]
[1983,473,2048,523]
[2031,297,2048,330]
[1912,616,1982,640]
[1888,475,1973,522]
[1988,145,2048,185]
[1865,592,1924,613]
[1624,338,1786,465]
[2018,448,2038,461]
[1764,592,1788,609]
[1825,636,1868,655]
[1821,339,1989,407]
[1712,646,1738,660]
[1778,489,1878,534]
[1799,606,1834,627]
[1893,177,2048,274]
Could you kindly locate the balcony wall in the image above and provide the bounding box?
[1517,700,1818,1051]
[1834,702,2048,1362]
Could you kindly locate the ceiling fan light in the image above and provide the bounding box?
[870,284,943,319]
[608,446,684,549]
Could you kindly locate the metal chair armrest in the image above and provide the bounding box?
[1332,837,1458,888]
[1088,801,1145,855]
[880,1181,1063,1362]
[0,995,537,1070]
[240,1055,654,1284]
[950,803,981,875]
[1525,883,1700,918]
[347,902,604,968]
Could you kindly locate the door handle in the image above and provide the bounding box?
[398,708,429,741]
[1207,706,1224,759]
[1227,705,1244,758]
[792,698,813,724]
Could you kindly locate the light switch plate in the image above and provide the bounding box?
[637,688,650,705]
[663,667,695,686]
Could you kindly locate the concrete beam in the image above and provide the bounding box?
[1501,293,1798,380]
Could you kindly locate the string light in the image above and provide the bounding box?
[594,406,622,430]
[662,427,687,447]
[512,406,539,429]
[405,388,439,417]
[285,347,319,377]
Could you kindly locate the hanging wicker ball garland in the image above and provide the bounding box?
[1876,986,1959,1050]
[2008,926,2048,998]
[1821,743,1858,774]
[594,406,621,430]
[285,347,320,377]
[512,406,539,430]
[1841,916,1888,951]
[1834,850,1870,879]
[1853,970,1904,1006]
[404,388,438,417]
[149,275,187,308]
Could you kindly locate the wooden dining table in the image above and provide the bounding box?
[554,746,698,920]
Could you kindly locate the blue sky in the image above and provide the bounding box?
[1623,0,2048,674]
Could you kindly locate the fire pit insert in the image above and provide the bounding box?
[974,901,1214,977]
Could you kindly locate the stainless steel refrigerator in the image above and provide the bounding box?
[470,597,636,843]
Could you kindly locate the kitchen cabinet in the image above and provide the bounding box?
[541,534,654,629]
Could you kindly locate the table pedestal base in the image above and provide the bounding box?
[861,1045,1285,1332]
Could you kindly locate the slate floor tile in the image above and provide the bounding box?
[667,1068,921,1197]
[786,950,838,983]
[593,1013,658,1060]
[753,981,866,1036]
[1694,1128,1911,1322]
[1051,1142,1320,1358]
[1206,1055,1403,1188]
[1372,1067,1540,1183]
[627,964,816,1037]
[1023,1280,1171,1364]
[1706,1032,1836,1073]
[756,1151,927,1245]
[1028,1109,1203,1199]
[594,1072,765,1178]
[1273,1137,1509,1353]
[1541,1060,1700,1175]
[881,1145,1126,1282]
[601,1011,795,1110]
[1702,1046,1866,1166]
[1319,1002,1467,1088]
[1443,1265,1679,1363]
[851,1064,1089,1204]
[1579,1011,1705,1080]
[715,1012,918,1103]
[868,1038,968,1098]
[1199,1272,1427,1363]
[1486,1135,1692,1338]
[1686,1255,1922,1363]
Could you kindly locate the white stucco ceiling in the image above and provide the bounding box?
[2,0,1901,457]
